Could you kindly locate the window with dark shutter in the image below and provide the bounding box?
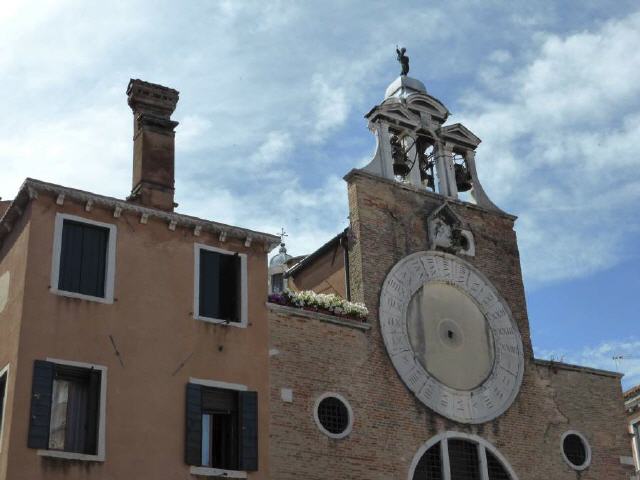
[185,383,258,472]
[58,220,109,298]
[28,361,102,455]
[198,249,241,322]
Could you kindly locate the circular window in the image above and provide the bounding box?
[561,431,591,470]
[313,393,353,439]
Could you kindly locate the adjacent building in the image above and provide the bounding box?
[0,68,635,479]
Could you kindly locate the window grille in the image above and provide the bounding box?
[317,396,349,435]
[486,450,510,480]
[414,443,442,479]
[448,439,480,480]
[412,436,513,480]
[562,433,587,467]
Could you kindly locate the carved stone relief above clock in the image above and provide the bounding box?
[379,251,524,424]
[427,203,475,256]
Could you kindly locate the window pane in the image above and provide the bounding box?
[199,250,240,322]
[59,220,109,297]
[49,379,70,450]
[201,387,239,470]
[448,439,481,480]
[272,273,284,293]
[0,372,6,435]
[49,366,101,455]
[413,442,443,480]
[202,414,212,467]
[486,450,511,480]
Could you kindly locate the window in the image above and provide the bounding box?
[185,380,258,475]
[51,213,117,303]
[271,273,284,293]
[28,359,107,461]
[0,365,8,450]
[561,431,591,470]
[194,244,247,326]
[411,433,515,480]
[313,393,353,439]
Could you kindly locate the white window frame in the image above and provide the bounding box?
[37,358,107,462]
[560,430,592,471]
[193,243,248,328]
[50,213,117,304]
[189,377,249,478]
[313,392,354,440]
[0,363,9,453]
[407,431,519,480]
[630,416,640,471]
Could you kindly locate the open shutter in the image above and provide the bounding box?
[239,390,258,471]
[185,383,203,465]
[28,360,54,449]
[84,369,101,455]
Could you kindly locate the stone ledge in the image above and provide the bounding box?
[267,303,371,331]
[534,358,623,379]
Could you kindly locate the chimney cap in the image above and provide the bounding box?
[127,79,179,118]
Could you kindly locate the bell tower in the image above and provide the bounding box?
[361,55,500,211]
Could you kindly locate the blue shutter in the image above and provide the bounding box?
[28,360,54,449]
[239,391,258,471]
[185,383,203,465]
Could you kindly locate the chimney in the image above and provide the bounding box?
[126,79,179,211]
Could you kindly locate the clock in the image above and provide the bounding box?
[379,251,524,423]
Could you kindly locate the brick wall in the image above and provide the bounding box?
[268,170,633,479]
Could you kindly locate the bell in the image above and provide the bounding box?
[390,135,410,177]
[454,163,472,192]
[393,157,411,177]
[420,170,435,190]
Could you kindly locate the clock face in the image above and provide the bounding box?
[379,251,524,424]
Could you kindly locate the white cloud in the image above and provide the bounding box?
[460,12,640,287]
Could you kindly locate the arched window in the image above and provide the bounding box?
[410,432,517,480]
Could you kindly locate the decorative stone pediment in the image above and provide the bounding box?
[441,123,481,149]
[427,203,475,256]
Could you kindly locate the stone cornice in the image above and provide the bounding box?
[0,178,280,251]
[534,358,623,379]
[343,168,518,221]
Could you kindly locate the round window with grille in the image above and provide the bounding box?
[313,393,352,439]
[561,431,591,470]
[411,433,516,480]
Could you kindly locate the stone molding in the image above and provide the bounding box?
[266,302,370,331]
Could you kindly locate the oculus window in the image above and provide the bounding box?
[412,433,515,480]
[561,431,591,470]
[51,214,117,303]
[194,245,247,326]
[313,393,353,439]
[27,360,106,460]
[185,383,258,473]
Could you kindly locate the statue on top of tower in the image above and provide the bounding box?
[396,46,410,76]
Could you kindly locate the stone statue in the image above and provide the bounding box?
[396,46,409,76]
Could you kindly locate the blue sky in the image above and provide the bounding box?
[1,1,639,386]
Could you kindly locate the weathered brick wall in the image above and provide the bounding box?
[268,170,633,479]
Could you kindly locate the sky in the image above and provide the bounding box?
[1,1,639,386]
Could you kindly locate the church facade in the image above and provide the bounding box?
[267,72,635,479]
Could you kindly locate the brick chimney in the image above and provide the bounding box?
[126,79,179,211]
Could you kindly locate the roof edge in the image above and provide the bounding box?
[534,358,623,379]
[0,178,280,251]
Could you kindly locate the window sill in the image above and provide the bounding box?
[37,449,104,462]
[50,288,113,304]
[194,314,247,328]
[190,466,247,478]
